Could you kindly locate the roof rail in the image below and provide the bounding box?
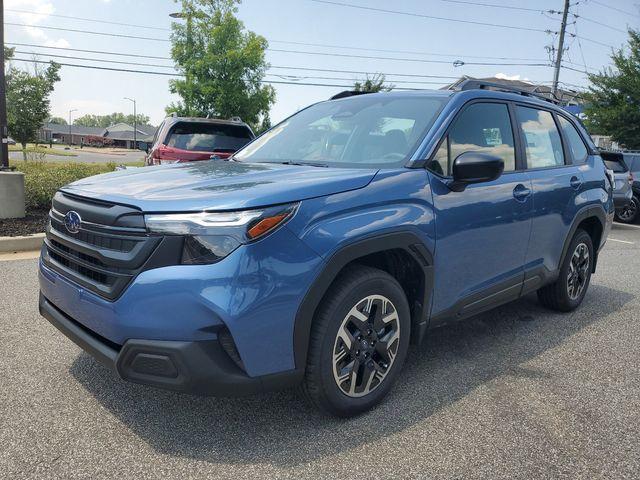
[451,79,561,105]
[329,90,371,100]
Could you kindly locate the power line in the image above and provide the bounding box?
[5,8,171,31]
[5,22,170,42]
[2,7,549,60]
[309,0,553,33]
[437,0,543,12]
[12,50,458,85]
[3,43,468,80]
[589,0,640,18]
[7,42,171,60]
[269,47,551,67]
[575,14,627,34]
[9,57,428,90]
[13,50,175,69]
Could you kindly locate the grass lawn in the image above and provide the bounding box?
[9,144,78,157]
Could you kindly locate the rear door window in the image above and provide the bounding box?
[516,106,565,168]
[165,122,253,152]
[558,116,588,164]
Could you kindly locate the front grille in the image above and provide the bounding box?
[42,192,171,301]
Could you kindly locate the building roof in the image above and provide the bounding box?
[41,121,158,142]
[41,123,104,136]
[103,123,157,142]
[444,76,583,106]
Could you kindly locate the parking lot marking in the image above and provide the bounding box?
[608,238,635,244]
[613,222,640,230]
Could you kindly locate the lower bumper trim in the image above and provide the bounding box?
[39,293,303,396]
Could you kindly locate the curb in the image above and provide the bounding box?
[0,233,45,253]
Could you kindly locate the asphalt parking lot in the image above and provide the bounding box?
[1,224,639,479]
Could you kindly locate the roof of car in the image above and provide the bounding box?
[328,88,564,110]
[163,116,250,126]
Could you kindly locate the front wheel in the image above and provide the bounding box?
[537,229,593,312]
[302,265,411,417]
[616,195,639,224]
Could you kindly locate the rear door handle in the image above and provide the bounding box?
[513,183,531,201]
[570,176,582,189]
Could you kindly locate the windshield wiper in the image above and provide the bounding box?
[278,161,328,168]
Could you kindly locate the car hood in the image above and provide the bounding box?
[61,161,378,212]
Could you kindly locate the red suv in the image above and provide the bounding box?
[145,116,255,165]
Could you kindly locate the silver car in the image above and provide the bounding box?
[601,152,633,221]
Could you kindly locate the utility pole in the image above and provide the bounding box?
[552,0,570,97]
[0,0,10,170]
[124,97,136,149]
[68,108,77,146]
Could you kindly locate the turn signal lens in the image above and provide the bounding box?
[247,213,289,239]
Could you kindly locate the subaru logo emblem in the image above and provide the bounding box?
[64,211,82,234]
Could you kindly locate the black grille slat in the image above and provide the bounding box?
[43,195,162,301]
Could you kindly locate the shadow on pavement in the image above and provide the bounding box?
[69,284,632,467]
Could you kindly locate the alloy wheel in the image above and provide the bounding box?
[567,242,590,300]
[332,294,401,398]
[618,198,638,223]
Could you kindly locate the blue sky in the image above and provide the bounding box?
[5,0,638,126]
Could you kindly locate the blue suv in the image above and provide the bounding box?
[39,81,613,416]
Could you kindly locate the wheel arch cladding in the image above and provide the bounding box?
[293,232,433,370]
[559,205,606,274]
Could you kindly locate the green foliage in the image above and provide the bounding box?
[47,116,67,125]
[6,60,61,159]
[583,29,640,149]
[354,74,394,93]
[10,161,117,210]
[167,0,275,131]
[73,112,151,128]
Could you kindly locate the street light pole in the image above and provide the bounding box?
[68,108,77,146]
[124,97,136,149]
[0,0,10,170]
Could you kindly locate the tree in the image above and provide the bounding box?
[354,73,394,93]
[74,113,150,128]
[6,56,61,159]
[48,116,67,125]
[167,0,275,131]
[583,29,640,149]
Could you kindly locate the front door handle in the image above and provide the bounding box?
[570,175,582,190]
[513,183,531,201]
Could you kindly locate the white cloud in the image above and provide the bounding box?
[6,0,69,49]
[494,72,533,83]
[45,38,70,48]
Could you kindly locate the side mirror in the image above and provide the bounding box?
[449,152,504,190]
[138,142,149,153]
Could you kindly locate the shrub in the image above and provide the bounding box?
[11,161,116,210]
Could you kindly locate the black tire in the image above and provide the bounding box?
[537,229,593,312]
[615,194,639,224]
[302,265,411,417]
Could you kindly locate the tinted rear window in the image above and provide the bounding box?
[166,122,253,152]
[603,159,627,173]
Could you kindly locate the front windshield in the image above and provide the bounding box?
[234,94,448,168]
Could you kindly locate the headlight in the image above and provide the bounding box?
[144,203,298,265]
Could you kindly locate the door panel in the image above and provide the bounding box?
[429,172,533,317]
[514,105,582,280]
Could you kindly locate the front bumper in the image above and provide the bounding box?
[39,293,302,395]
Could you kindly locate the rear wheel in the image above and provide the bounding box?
[537,229,593,312]
[616,195,639,224]
[302,265,411,417]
